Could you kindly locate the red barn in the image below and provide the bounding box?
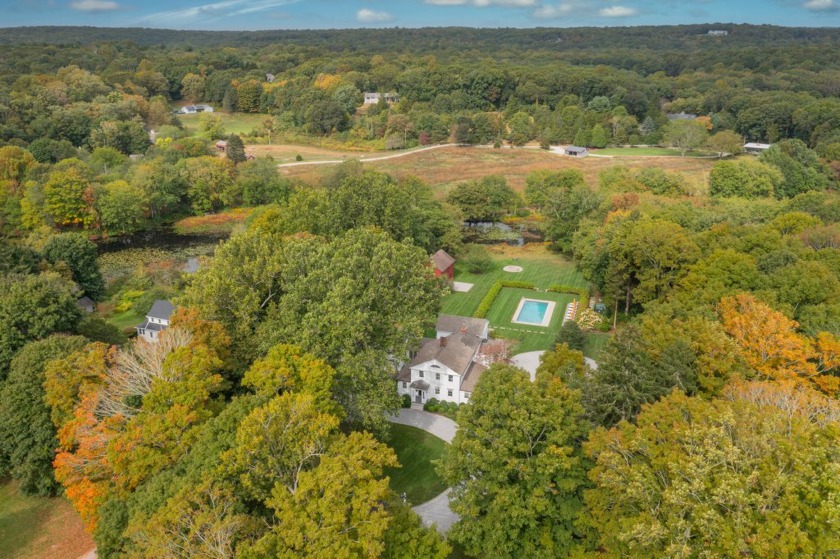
[432,249,456,281]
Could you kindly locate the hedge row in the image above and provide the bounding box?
[473,280,537,318]
[548,284,591,313]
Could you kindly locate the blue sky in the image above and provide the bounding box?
[4,0,840,30]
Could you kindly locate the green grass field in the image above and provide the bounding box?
[441,247,590,354]
[178,111,267,137]
[594,147,712,157]
[0,481,92,559]
[583,332,611,359]
[383,424,448,505]
[104,309,144,333]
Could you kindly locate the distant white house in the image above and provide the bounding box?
[135,300,175,343]
[708,30,729,36]
[396,315,490,405]
[364,92,400,105]
[744,142,772,154]
[178,104,214,114]
[667,112,698,121]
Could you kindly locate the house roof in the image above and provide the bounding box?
[436,314,489,338]
[396,364,412,382]
[135,320,164,332]
[147,300,175,321]
[460,361,487,392]
[566,146,588,153]
[410,332,481,375]
[77,296,95,307]
[432,249,455,272]
[409,379,430,390]
[744,142,772,149]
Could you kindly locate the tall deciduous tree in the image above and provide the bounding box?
[663,119,708,156]
[0,334,87,495]
[42,232,106,299]
[583,390,840,558]
[439,363,589,559]
[0,272,81,379]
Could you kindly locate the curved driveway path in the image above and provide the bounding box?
[388,409,459,534]
[277,143,459,168]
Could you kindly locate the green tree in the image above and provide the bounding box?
[524,169,585,210]
[439,363,589,559]
[583,390,840,558]
[237,157,292,206]
[225,134,246,165]
[43,162,95,228]
[199,113,226,140]
[180,73,206,103]
[180,155,236,214]
[709,158,783,198]
[240,431,400,559]
[506,111,534,146]
[707,129,744,158]
[0,335,87,495]
[96,180,147,236]
[555,320,585,351]
[590,123,608,148]
[42,232,105,299]
[0,272,81,378]
[663,119,709,156]
[760,139,831,198]
[447,175,517,222]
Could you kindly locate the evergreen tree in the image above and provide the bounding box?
[226,134,246,165]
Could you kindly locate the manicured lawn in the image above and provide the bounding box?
[594,147,712,157]
[441,245,590,355]
[105,309,144,332]
[487,288,575,354]
[179,111,267,137]
[583,332,611,359]
[0,481,93,559]
[383,424,448,505]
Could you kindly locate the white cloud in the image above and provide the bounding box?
[599,5,638,17]
[357,8,394,22]
[70,0,119,11]
[804,0,838,11]
[532,3,577,18]
[425,0,539,6]
[139,0,299,22]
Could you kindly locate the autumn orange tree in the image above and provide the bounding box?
[719,293,839,395]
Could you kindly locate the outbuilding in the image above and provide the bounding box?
[432,249,456,280]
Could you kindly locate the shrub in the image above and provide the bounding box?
[576,308,605,331]
[401,394,411,408]
[556,320,585,351]
[461,244,494,274]
[548,284,591,310]
[493,141,501,149]
[474,280,537,318]
[295,154,303,161]
[424,398,439,412]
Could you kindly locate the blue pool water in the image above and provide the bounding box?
[515,300,549,325]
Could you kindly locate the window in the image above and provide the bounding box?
[430,364,440,369]
[447,389,453,397]
[435,373,440,380]
[419,371,424,378]
[435,387,440,395]
[402,382,407,388]
[464,392,471,399]
[448,375,453,383]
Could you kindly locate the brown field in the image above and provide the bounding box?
[0,481,93,559]
[277,146,715,197]
[247,143,372,163]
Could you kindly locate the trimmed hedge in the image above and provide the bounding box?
[473,280,537,318]
[548,284,590,312]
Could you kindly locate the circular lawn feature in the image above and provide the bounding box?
[383,423,448,504]
[503,265,523,272]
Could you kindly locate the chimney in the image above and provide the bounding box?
[460,322,468,335]
[439,336,447,347]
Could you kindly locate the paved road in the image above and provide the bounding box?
[277,143,459,168]
[387,409,459,534]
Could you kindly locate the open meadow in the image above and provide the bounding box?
[276,145,716,196]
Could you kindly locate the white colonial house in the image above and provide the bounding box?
[396,315,490,405]
[135,300,175,343]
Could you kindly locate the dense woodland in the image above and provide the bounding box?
[1,25,840,558]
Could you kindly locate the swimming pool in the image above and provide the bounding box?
[512,298,556,327]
